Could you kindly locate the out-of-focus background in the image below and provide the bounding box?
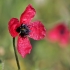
[0,0,70,70]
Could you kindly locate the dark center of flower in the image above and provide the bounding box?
[60,27,65,35]
[16,24,30,37]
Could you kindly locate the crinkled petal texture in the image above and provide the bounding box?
[17,36,32,58]
[8,18,20,37]
[20,4,36,24]
[29,21,46,40]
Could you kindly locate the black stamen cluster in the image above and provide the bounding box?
[16,24,30,37]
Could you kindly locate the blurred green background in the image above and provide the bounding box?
[0,0,70,70]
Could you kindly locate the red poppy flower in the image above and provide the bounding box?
[47,22,69,47]
[8,4,46,58]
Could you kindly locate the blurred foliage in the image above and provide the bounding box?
[0,0,70,70]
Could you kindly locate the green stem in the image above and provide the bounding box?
[13,38,20,70]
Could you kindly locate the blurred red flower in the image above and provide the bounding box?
[8,4,46,58]
[47,22,69,47]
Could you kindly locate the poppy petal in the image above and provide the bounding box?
[29,21,46,40]
[58,29,69,47]
[8,18,20,37]
[59,36,69,47]
[17,36,32,58]
[47,29,58,43]
[20,4,36,24]
[55,23,69,47]
[47,23,69,47]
